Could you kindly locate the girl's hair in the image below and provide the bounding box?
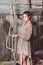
[23,11,31,17]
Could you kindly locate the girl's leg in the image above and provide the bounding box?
[19,54,23,65]
[26,57,30,65]
[22,54,26,65]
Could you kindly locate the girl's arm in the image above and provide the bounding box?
[10,4,22,24]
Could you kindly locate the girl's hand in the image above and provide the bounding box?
[17,34,23,38]
[10,4,14,15]
[10,4,16,18]
[10,34,18,38]
[14,34,18,38]
[10,4,13,10]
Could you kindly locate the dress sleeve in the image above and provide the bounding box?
[14,15,22,25]
[22,23,32,41]
[10,15,22,25]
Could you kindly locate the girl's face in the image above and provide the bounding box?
[23,14,30,23]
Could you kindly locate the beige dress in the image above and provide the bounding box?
[17,21,32,56]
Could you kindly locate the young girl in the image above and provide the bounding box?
[10,4,32,65]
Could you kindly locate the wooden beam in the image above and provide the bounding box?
[29,0,31,8]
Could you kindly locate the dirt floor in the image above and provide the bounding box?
[0,61,15,65]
